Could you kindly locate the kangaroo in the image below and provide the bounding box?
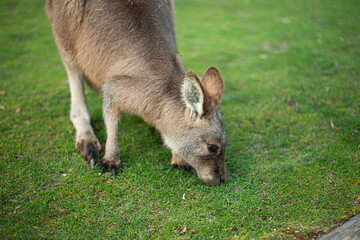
[45,0,227,186]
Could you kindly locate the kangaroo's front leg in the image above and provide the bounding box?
[101,80,127,177]
[64,59,101,167]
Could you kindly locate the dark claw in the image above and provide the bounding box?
[171,164,177,170]
[85,145,99,162]
[98,162,125,177]
[112,168,116,178]
[191,168,198,177]
[121,162,129,168]
[181,166,185,174]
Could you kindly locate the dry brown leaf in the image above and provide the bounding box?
[31,226,39,229]
[0,91,5,95]
[179,226,187,233]
[260,54,268,59]
[331,121,340,130]
[16,108,21,113]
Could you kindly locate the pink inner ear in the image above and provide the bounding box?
[200,67,224,105]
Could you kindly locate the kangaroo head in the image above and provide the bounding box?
[165,67,227,186]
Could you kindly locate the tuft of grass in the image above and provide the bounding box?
[1,0,359,239]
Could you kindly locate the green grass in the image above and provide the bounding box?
[1,0,359,239]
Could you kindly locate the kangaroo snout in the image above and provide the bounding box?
[198,171,227,186]
[196,157,227,186]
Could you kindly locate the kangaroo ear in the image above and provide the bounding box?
[181,71,204,117]
[200,67,224,107]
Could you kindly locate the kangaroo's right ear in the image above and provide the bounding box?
[181,71,204,117]
[200,67,224,108]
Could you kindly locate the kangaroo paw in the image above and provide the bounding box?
[170,164,197,176]
[76,138,101,167]
[171,164,187,173]
[170,152,195,174]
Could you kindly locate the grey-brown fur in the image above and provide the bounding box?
[46,0,227,185]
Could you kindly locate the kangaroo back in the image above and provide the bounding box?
[46,0,178,90]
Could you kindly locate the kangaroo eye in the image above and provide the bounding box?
[208,144,218,153]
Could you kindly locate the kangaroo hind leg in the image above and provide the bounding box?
[101,78,129,177]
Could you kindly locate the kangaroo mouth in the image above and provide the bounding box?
[196,169,227,186]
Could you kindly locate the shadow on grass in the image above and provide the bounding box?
[90,113,165,165]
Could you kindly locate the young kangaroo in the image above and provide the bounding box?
[46,0,227,185]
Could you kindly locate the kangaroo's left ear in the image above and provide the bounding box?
[200,67,224,108]
[181,70,204,117]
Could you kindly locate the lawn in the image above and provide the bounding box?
[1,0,359,239]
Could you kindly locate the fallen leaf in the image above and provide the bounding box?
[31,226,39,229]
[0,105,4,110]
[0,91,5,95]
[260,54,268,59]
[15,108,20,113]
[331,121,340,130]
[179,226,187,233]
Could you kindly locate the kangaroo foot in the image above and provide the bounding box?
[98,157,128,178]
